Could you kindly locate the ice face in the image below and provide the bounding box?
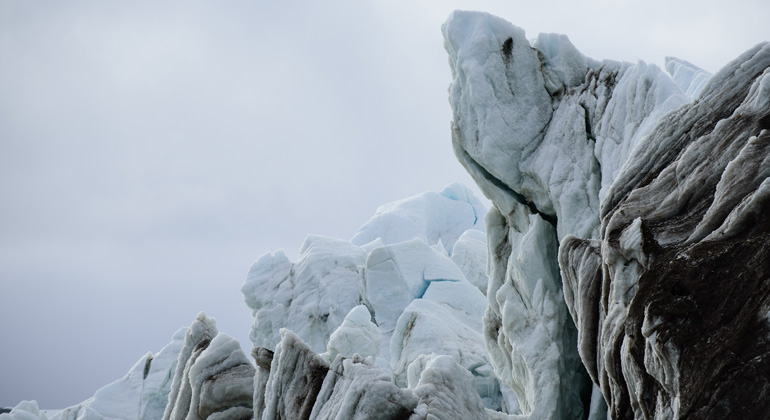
[324,305,381,361]
[162,313,254,420]
[566,44,770,418]
[351,182,486,252]
[664,56,712,99]
[242,236,367,353]
[449,229,489,295]
[21,9,764,419]
[444,8,770,420]
[441,9,701,419]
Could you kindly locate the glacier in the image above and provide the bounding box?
[241,182,510,413]
[11,9,769,420]
[445,9,769,420]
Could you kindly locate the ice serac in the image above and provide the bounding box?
[241,238,367,354]
[443,8,769,420]
[241,184,508,411]
[450,229,489,295]
[410,355,488,420]
[251,327,488,420]
[0,401,48,420]
[163,313,255,420]
[48,314,254,420]
[324,305,381,361]
[309,354,418,420]
[442,9,717,419]
[664,57,712,100]
[561,43,770,419]
[259,329,330,419]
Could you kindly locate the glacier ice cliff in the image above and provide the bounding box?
[444,9,769,420]
[17,10,769,420]
[561,43,770,419]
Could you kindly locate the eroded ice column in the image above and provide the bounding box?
[163,313,254,420]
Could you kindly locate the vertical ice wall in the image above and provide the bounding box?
[444,8,770,420]
[442,10,699,420]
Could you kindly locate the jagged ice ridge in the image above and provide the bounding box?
[5,10,768,420]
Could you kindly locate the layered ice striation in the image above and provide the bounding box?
[241,182,512,413]
[444,8,769,420]
[561,44,770,419]
[162,313,255,420]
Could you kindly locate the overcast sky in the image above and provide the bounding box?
[1,0,767,409]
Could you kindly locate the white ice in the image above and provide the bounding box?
[351,182,486,252]
[664,56,712,99]
[442,9,699,418]
[241,184,503,409]
[0,401,49,420]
